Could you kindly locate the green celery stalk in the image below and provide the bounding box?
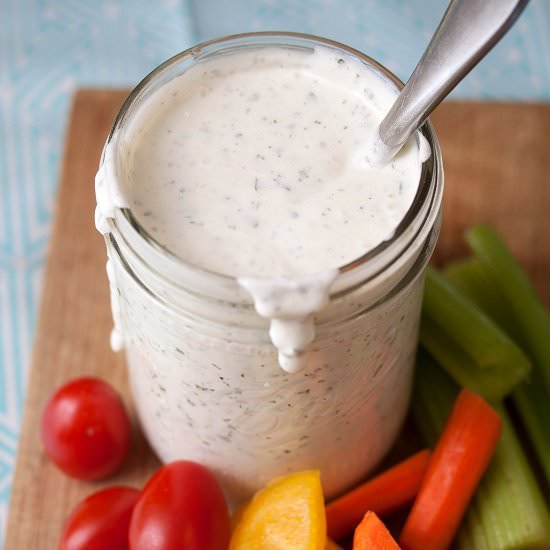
[444,258,519,336]
[413,353,550,550]
[420,316,522,401]
[422,267,530,397]
[444,257,550,485]
[466,225,550,392]
[511,377,550,485]
[412,350,457,446]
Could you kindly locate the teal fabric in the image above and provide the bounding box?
[0,0,549,544]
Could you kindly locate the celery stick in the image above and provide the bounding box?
[466,225,550,392]
[445,258,519,336]
[423,267,530,390]
[412,350,457,446]
[420,316,523,401]
[512,376,550,485]
[423,267,530,372]
[413,354,550,550]
[444,258,550,485]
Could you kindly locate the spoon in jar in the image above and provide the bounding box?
[370,0,529,165]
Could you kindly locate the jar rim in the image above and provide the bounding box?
[103,31,443,300]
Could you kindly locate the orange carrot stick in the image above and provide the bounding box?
[399,389,502,550]
[326,449,431,541]
[353,511,402,550]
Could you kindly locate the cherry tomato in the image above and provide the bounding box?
[61,486,140,550]
[129,461,231,550]
[41,377,131,480]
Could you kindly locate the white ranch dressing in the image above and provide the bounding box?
[238,270,337,373]
[96,45,428,372]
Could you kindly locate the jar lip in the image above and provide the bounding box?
[106,31,442,296]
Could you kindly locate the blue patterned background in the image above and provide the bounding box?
[0,0,549,544]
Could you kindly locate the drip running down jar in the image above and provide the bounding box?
[95,32,443,503]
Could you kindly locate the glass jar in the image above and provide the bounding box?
[96,32,443,503]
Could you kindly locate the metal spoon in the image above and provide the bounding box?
[375,0,529,163]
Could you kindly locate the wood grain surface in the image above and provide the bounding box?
[5,91,550,549]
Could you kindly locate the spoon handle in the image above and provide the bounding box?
[379,0,529,153]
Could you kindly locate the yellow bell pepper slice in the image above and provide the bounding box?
[230,470,326,549]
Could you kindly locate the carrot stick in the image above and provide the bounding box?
[399,389,502,550]
[353,511,401,550]
[326,449,431,541]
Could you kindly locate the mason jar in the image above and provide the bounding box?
[95,32,443,504]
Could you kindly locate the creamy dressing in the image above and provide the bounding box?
[238,270,338,373]
[121,47,422,276]
[95,39,442,502]
[99,46,426,371]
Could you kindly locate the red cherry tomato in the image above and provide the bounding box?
[41,377,131,480]
[61,486,140,550]
[129,461,231,550]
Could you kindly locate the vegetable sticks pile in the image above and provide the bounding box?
[416,225,550,549]
[326,225,550,550]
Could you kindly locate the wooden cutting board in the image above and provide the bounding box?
[5,90,550,549]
